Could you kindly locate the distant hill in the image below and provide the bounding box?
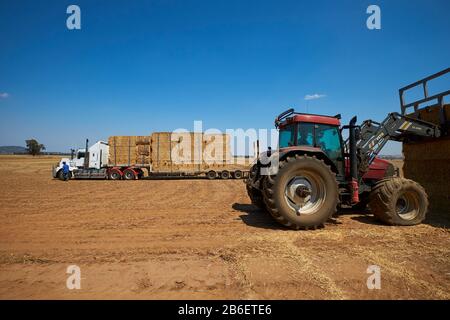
[0,146,28,154]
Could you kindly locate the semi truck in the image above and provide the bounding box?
[52,133,251,180]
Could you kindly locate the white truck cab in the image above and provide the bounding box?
[52,141,109,179]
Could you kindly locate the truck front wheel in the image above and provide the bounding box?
[57,170,72,181]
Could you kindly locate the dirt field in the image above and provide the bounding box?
[0,155,448,299]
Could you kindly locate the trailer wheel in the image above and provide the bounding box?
[206,170,216,180]
[369,177,428,226]
[109,169,122,180]
[221,170,230,180]
[233,170,243,179]
[123,169,136,180]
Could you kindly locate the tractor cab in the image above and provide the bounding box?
[274,109,394,184]
[276,110,345,177]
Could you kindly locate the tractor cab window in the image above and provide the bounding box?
[315,125,342,162]
[297,123,314,146]
[279,124,296,148]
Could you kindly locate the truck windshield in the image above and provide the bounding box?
[77,152,85,159]
[279,124,296,148]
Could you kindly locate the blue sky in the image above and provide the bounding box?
[0,0,449,154]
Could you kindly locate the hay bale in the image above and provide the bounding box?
[403,136,450,214]
[150,132,235,172]
[108,135,150,166]
[136,136,150,145]
[407,104,450,126]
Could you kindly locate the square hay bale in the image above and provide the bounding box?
[403,136,450,214]
[407,104,450,126]
[108,135,151,166]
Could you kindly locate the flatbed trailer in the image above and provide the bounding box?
[52,140,251,181]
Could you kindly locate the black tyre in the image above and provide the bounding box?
[246,184,266,209]
[233,170,243,179]
[109,169,122,180]
[221,170,230,180]
[369,177,428,226]
[57,170,72,181]
[123,169,136,180]
[262,155,339,230]
[206,170,216,180]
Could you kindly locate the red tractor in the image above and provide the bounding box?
[246,70,448,229]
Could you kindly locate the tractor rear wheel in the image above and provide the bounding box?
[262,154,339,230]
[369,177,428,225]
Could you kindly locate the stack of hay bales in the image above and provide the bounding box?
[403,104,450,214]
[108,132,250,172]
[108,135,151,166]
[150,132,233,172]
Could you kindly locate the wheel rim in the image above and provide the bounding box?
[284,171,326,215]
[396,191,420,220]
[222,172,229,179]
[111,172,120,180]
[125,171,134,179]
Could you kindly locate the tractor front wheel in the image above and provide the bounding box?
[246,184,266,210]
[369,177,428,225]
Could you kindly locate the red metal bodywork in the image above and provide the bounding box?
[280,147,392,182]
[362,157,392,180]
[344,157,391,180]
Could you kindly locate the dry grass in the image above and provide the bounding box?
[0,155,448,299]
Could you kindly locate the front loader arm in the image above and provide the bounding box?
[355,112,440,173]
